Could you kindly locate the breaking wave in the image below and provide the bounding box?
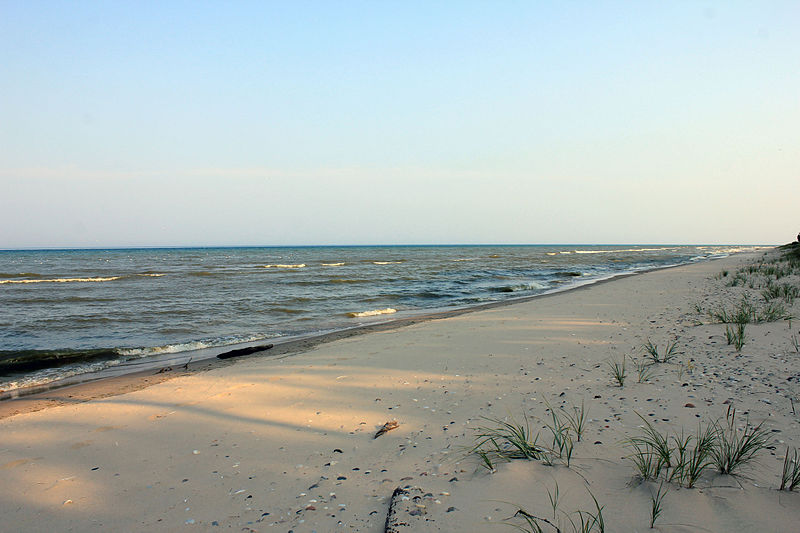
[118,335,271,357]
[495,281,548,293]
[347,308,397,318]
[0,276,122,284]
[573,247,678,254]
[263,264,306,269]
[0,273,163,285]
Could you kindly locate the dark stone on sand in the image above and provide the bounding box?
[685,403,696,408]
[216,344,274,359]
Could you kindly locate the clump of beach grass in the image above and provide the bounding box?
[562,399,589,443]
[676,423,718,488]
[642,339,678,364]
[635,359,657,383]
[711,406,770,477]
[625,409,767,488]
[542,406,575,467]
[608,355,627,387]
[708,297,756,324]
[725,322,746,351]
[708,296,792,325]
[470,414,543,470]
[780,448,800,491]
[762,281,800,305]
[504,487,605,533]
[626,415,673,482]
[470,400,590,471]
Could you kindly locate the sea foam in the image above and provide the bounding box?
[347,308,397,318]
[0,276,121,284]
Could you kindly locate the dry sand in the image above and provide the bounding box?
[1,251,799,532]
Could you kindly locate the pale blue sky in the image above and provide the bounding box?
[1,1,797,248]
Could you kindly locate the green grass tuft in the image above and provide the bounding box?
[642,339,678,364]
[725,323,746,351]
[608,355,627,387]
[470,414,543,467]
[711,406,770,476]
[780,448,800,491]
[649,482,667,529]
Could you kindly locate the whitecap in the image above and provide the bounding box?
[118,335,270,357]
[263,264,306,269]
[0,276,121,284]
[347,308,397,318]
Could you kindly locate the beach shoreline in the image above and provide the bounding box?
[0,252,747,418]
[2,249,799,532]
[1,245,750,398]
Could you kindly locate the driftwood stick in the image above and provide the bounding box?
[374,420,399,439]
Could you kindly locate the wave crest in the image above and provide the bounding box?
[495,281,547,293]
[0,276,121,284]
[347,308,397,318]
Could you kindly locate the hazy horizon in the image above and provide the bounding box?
[2,2,798,249]
[0,242,780,252]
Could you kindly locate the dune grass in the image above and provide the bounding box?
[470,399,591,471]
[725,322,746,351]
[780,448,800,491]
[711,406,770,477]
[635,358,657,383]
[562,399,589,443]
[625,408,769,488]
[505,487,605,533]
[649,482,667,529]
[642,339,678,364]
[608,355,627,387]
[543,406,575,467]
[470,414,543,470]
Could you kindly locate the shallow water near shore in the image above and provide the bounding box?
[0,244,750,392]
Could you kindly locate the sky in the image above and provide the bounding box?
[1,1,798,248]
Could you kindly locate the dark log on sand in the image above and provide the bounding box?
[216,344,274,360]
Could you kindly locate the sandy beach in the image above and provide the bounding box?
[2,250,799,532]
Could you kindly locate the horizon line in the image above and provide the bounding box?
[0,242,777,253]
